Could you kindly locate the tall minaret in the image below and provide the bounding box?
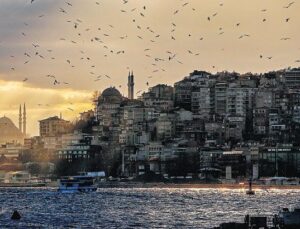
[19,105,22,132]
[127,71,134,100]
[23,103,26,136]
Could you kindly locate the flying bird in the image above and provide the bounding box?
[59,8,67,13]
[284,2,295,8]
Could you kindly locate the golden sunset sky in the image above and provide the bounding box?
[0,0,299,136]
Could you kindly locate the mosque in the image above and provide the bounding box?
[0,104,26,144]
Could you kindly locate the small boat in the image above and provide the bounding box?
[58,175,97,193]
[274,207,300,228]
[246,178,255,195]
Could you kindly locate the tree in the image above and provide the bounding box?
[27,163,41,176]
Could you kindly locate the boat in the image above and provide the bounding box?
[58,175,97,193]
[273,207,300,228]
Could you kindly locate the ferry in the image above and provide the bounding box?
[58,175,97,193]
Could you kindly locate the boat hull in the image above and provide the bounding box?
[58,187,97,193]
[57,175,98,193]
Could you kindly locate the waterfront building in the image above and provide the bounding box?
[175,115,205,143]
[119,101,153,145]
[283,68,300,88]
[174,70,212,111]
[214,82,227,117]
[199,147,223,170]
[224,116,245,141]
[226,84,256,117]
[0,143,24,159]
[253,107,269,136]
[39,116,72,138]
[140,84,174,112]
[204,121,225,145]
[288,90,300,123]
[174,79,193,111]
[156,113,175,140]
[258,71,279,88]
[79,110,94,122]
[191,86,215,119]
[254,89,274,108]
[4,171,30,183]
[259,144,300,177]
[217,150,247,179]
[56,133,102,163]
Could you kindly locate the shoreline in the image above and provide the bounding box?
[1,182,300,190]
[97,182,300,190]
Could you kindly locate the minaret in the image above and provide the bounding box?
[127,71,134,100]
[23,103,26,136]
[19,105,22,133]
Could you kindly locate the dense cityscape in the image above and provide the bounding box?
[1,67,300,184]
[1,0,300,228]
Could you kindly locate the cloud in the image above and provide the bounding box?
[0,79,94,136]
[0,0,299,134]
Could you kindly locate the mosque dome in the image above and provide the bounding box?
[0,116,24,144]
[98,87,123,104]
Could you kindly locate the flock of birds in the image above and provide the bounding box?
[2,0,299,112]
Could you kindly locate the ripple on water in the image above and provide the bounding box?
[0,188,299,228]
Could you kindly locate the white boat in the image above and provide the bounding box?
[58,175,97,193]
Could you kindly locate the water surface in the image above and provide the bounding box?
[0,187,299,228]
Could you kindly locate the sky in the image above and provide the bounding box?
[0,0,299,136]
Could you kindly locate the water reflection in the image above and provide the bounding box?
[0,188,299,228]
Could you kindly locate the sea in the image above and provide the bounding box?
[0,187,299,228]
